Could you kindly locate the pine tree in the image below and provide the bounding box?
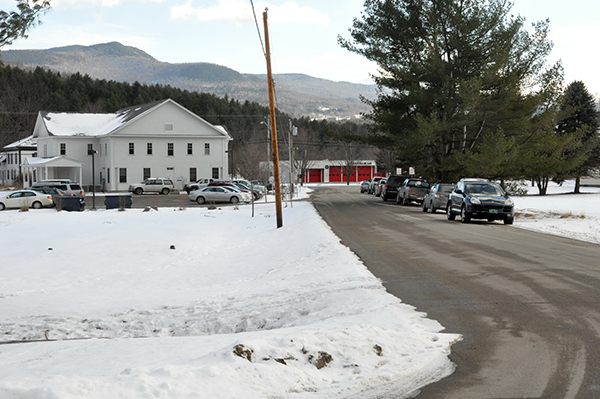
[556,81,600,193]
[339,0,560,181]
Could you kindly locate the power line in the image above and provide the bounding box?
[250,0,266,58]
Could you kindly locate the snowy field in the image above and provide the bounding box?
[1,181,599,399]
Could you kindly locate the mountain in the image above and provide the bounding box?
[2,42,376,119]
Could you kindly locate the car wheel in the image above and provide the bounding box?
[230,196,240,204]
[161,188,170,195]
[430,204,437,213]
[134,188,143,195]
[32,201,43,209]
[0,202,5,211]
[422,201,428,212]
[446,204,456,220]
[196,196,206,204]
[460,206,471,223]
[382,194,388,201]
[504,216,514,225]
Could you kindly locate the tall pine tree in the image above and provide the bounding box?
[556,81,600,193]
[339,0,561,181]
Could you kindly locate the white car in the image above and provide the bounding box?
[0,190,54,211]
[188,186,250,205]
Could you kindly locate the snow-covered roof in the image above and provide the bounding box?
[39,99,167,137]
[3,135,37,150]
[41,112,127,137]
[23,156,83,167]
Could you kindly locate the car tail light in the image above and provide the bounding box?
[408,188,412,194]
[434,193,440,199]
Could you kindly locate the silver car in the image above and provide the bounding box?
[422,183,454,213]
[129,178,175,195]
[188,186,250,205]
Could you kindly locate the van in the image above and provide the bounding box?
[32,180,85,196]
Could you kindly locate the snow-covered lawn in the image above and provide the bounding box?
[1,181,598,399]
[0,187,458,399]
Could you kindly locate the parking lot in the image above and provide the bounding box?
[83,191,273,210]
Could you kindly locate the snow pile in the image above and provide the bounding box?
[514,181,600,244]
[0,199,459,398]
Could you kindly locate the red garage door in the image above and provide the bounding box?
[308,169,322,183]
[328,166,342,182]
[357,166,373,181]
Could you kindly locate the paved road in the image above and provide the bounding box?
[311,185,600,399]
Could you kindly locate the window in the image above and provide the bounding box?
[187,143,193,155]
[143,168,151,180]
[60,143,66,155]
[204,143,210,155]
[147,143,153,155]
[212,167,219,179]
[129,143,135,155]
[165,123,173,131]
[190,167,197,182]
[87,143,94,155]
[105,143,108,155]
[119,168,127,183]
[167,143,174,156]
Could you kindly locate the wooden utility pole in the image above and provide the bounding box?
[263,10,283,228]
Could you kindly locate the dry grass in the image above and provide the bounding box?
[515,211,585,219]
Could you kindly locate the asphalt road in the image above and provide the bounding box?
[311,185,600,399]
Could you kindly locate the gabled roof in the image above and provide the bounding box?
[35,99,230,138]
[23,156,83,167]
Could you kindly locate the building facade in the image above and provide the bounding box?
[22,99,232,191]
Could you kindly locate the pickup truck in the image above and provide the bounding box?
[396,178,430,205]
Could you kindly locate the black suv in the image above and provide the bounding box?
[381,174,408,201]
[446,179,514,224]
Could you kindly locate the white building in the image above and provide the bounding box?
[0,136,37,186]
[22,99,232,192]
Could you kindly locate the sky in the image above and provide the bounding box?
[1,181,600,398]
[1,0,600,94]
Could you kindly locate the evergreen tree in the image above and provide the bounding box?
[556,81,600,193]
[0,0,50,49]
[339,0,560,181]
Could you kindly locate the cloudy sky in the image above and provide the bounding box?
[2,0,599,95]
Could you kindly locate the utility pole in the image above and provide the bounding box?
[263,9,283,228]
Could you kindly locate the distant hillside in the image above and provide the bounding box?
[2,42,376,119]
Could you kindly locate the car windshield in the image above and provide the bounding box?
[465,183,504,195]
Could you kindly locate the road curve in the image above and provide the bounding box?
[311,185,600,399]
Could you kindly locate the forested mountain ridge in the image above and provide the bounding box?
[2,42,376,119]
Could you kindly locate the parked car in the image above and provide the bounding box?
[396,178,430,205]
[360,180,371,193]
[368,176,384,194]
[446,180,514,224]
[27,187,70,204]
[207,181,257,198]
[381,174,408,201]
[0,190,53,210]
[31,180,85,196]
[374,179,386,197]
[422,183,454,213]
[184,178,215,194]
[188,186,250,204]
[231,179,265,200]
[129,178,175,195]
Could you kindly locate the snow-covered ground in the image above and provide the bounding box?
[0,181,598,399]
